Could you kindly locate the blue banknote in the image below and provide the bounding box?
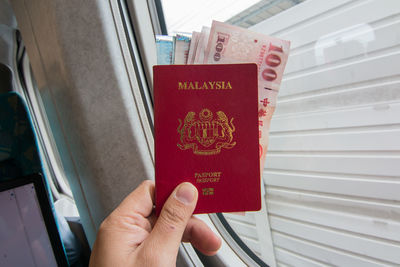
[156,35,175,65]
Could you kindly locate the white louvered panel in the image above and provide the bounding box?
[272,231,394,266]
[267,199,400,246]
[225,219,259,241]
[276,77,400,115]
[222,212,262,255]
[240,235,262,256]
[252,0,353,38]
[270,215,400,264]
[224,211,256,225]
[250,0,400,265]
[269,128,400,151]
[267,188,400,242]
[280,51,400,97]
[224,199,277,264]
[272,103,400,132]
[285,14,400,75]
[274,247,325,267]
[266,153,399,177]
[276,261,290,267]
[268,188,400,222]
[276,0,400,51]
[264,169,400,202]
[223,212,262,255]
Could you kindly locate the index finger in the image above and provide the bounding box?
[114,180,155,218]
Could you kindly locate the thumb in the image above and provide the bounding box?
[144,183,198,262]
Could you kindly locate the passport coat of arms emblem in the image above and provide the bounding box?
[177,108,236,155]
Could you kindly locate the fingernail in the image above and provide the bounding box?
[175,183,196,205]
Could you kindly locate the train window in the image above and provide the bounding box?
[151,0,306,266]
[153,0,400,266]
[19,54,67,192]
[19,53,78,215]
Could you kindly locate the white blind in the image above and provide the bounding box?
[251,0,400,265]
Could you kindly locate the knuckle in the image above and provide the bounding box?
[160,204,187,227]
[100,212,149,233]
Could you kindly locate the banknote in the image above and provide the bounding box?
[187,31,200,64]
[193,26,210,64]
[155,35,175,65]
[174,34,191,64]
[203,21,290,169]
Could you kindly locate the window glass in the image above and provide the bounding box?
[159,0,400,266]
[159,0,306,265]
[161,0,305,34]
[161,0,260,34]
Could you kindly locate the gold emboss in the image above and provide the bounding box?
[177,108,236,155]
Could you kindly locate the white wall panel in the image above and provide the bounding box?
[275,247,325,267]
[264,170,400,201]
[252,0,400,265]
[223,212,264,258]
[270,215,400,264]
[285,14,400,75]
[267,200,400,246]
[280,51,400,97]
[272,231,392,266]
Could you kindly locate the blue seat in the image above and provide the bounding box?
[0,92,42,180]
[0,92,84,266]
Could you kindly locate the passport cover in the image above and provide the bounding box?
[154,64,260,215]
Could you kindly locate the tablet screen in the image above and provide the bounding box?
[0,182,58,267]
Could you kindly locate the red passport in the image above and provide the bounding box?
[154,64,260,215]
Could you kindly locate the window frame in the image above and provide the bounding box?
[126,0,275,265]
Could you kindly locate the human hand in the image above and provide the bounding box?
[89,181,221,266]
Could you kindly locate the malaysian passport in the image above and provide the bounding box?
[154,64,260,215]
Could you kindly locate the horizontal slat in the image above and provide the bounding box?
[265,152,400,176]
[252,0,353,36]
[279,0,400,50]
[269,128,400,151]
[276,261,290,267]
[273,232,394,266]
[223,212,256,225]
[239,235,261,255]
[285,15,400,74]
[267,187,400,219]
[280,50,400,97]
[223,212,261,258]
[225,219,259,241]
[274,247,326,267]
[267,200,400,242]
[263,169,400,201]
[270,215,400,264]
[271,102,400,133]
[276,77,400,115]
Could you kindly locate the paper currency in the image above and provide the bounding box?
[154,21,290,170]
[203,21,290,169]
[187,31,200,64]
[155,35,175,65]
[193,26,210,64]
[174,34,191,64]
